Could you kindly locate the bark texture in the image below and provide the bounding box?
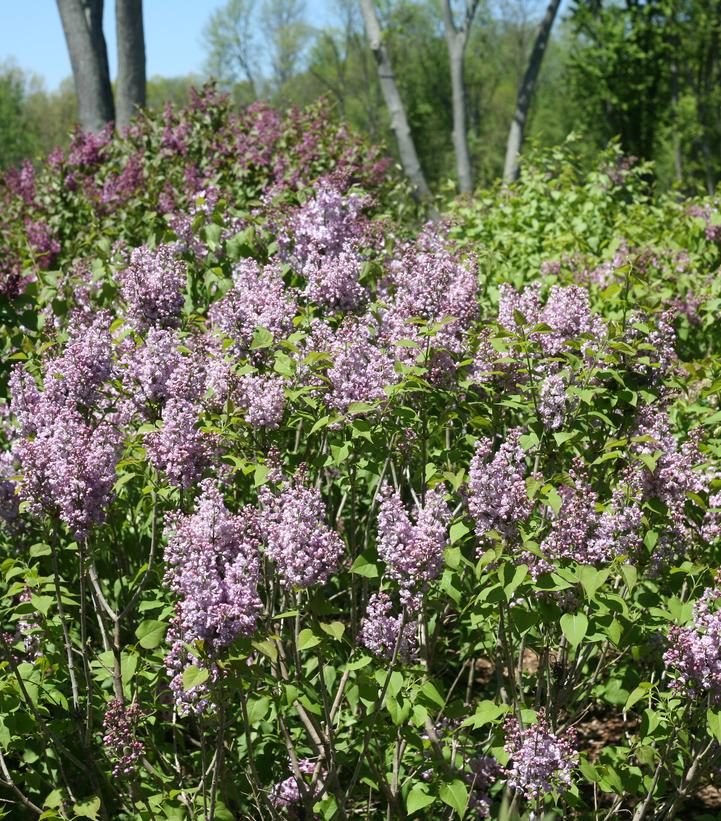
[358,0,432,201]
[502,0,561,182]
[56,0,115,131]
[115,0,146,129]
[441,0,479,194]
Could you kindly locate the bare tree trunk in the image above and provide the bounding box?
[358,0,432,201]
[502,0,561,182]
[441,0,479,194]
[56,0,115,131]
[116,0,146,129]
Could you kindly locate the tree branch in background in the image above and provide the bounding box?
[358,0,432,202]
[441,0,480,193]
[502,0,561,182]
[115,0,146,129]
[56,0,115,131]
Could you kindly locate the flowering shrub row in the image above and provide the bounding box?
[1,93,721,819]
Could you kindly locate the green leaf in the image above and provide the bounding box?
[135,620,167,650]
[350,554,379,578]
[182,665,209,691]
[449,521,469,544]
[73,797,101,819]
[298,629,321,651]
[439,779,468,818]
[707,709,721,743]
[560,612,588,648]
[30,595,54,616]
[625,683,652,712]
[250,326,274,349]
[407,783,435,814]
[319,621,345,641]
[247,697,271,725]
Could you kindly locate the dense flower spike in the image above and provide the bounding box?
[164,481,261,647]
[468,429,533,548]
[358,592,417,661]
[504,711,578,801]
[208,259,297,354]
[664,583,721,696]
[259,471,344,589]
[268,758,322,812]
[376,484,450,603]
[102,700,145,777]
[117,244,186,330]
[238,373,286,429]
[145,398,212,488]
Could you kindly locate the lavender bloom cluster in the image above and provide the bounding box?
[468,429,533,550]
[358,591,417,661]
[268,758,322,813]
[664,583,721,697]
[376,484,450,605]
[259,471,344,589]
[504,711,578,801]
[163,480,262,650]
[102,700,145,778]
[117,244,186,331]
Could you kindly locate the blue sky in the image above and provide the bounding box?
[0,1,334,91]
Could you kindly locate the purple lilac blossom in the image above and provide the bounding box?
[538,373,567,430]
[208,259,297,354]
[358,591,417,661]
[268,758,321,813]
[145,398,212,488]
[376,484,450,604]
[503,710,578,801]
[468,429,533,550]
[238,373,286,429]
[102,700,145,777]
[664,583,721,696]
[117,244,186,330]
[258,471,344,589]
[164,480,262,650]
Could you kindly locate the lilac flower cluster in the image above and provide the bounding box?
[468,429,533,549]
[164,480,262,650]
[208,259,296,354]
[268,757,322,813]
[102,700,145,777]
[538,373,567,430]
[358,591,417,661]
[498,283,605,355]
[385,228,479,357]
[120,328,183,410]
[145,398,212,488]
[325,319,397,413]
[664,583,721,696]
[633,407,708,547]
[9,314,120,537]
[503,711,578,801]
[259,471,344,589]
[238,373,286,429]
[117,244,186,330]
[376,484,450,604]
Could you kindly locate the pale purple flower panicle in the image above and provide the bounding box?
[0,449,20,532]
[208,258,297,353]
[122,328,183,409]
[302,245,366,311]
[541,462,599,566]
[386,228,478,356]
[102,700,145,777]
[269,758,322,812]
[376,484,450,602]
[359,591,417,661]
[702,491,721,544]
[164,480,262,649]
[504,710,578,801]
[664,583,721,697]
[238,373,286,429]
[117,244,186,330]
[587,469,643,561]
[145,398,212,488]
[326,319,396,413]
[538,373,567,430]
[259,471,344,589]
[16,409,119,538]
[468,429,532,549]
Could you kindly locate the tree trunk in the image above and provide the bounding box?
[358,0,432,201]
[502,0,561,182]
[441,0,478,194]
[56,0,115,131]
[115,0,146,129]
